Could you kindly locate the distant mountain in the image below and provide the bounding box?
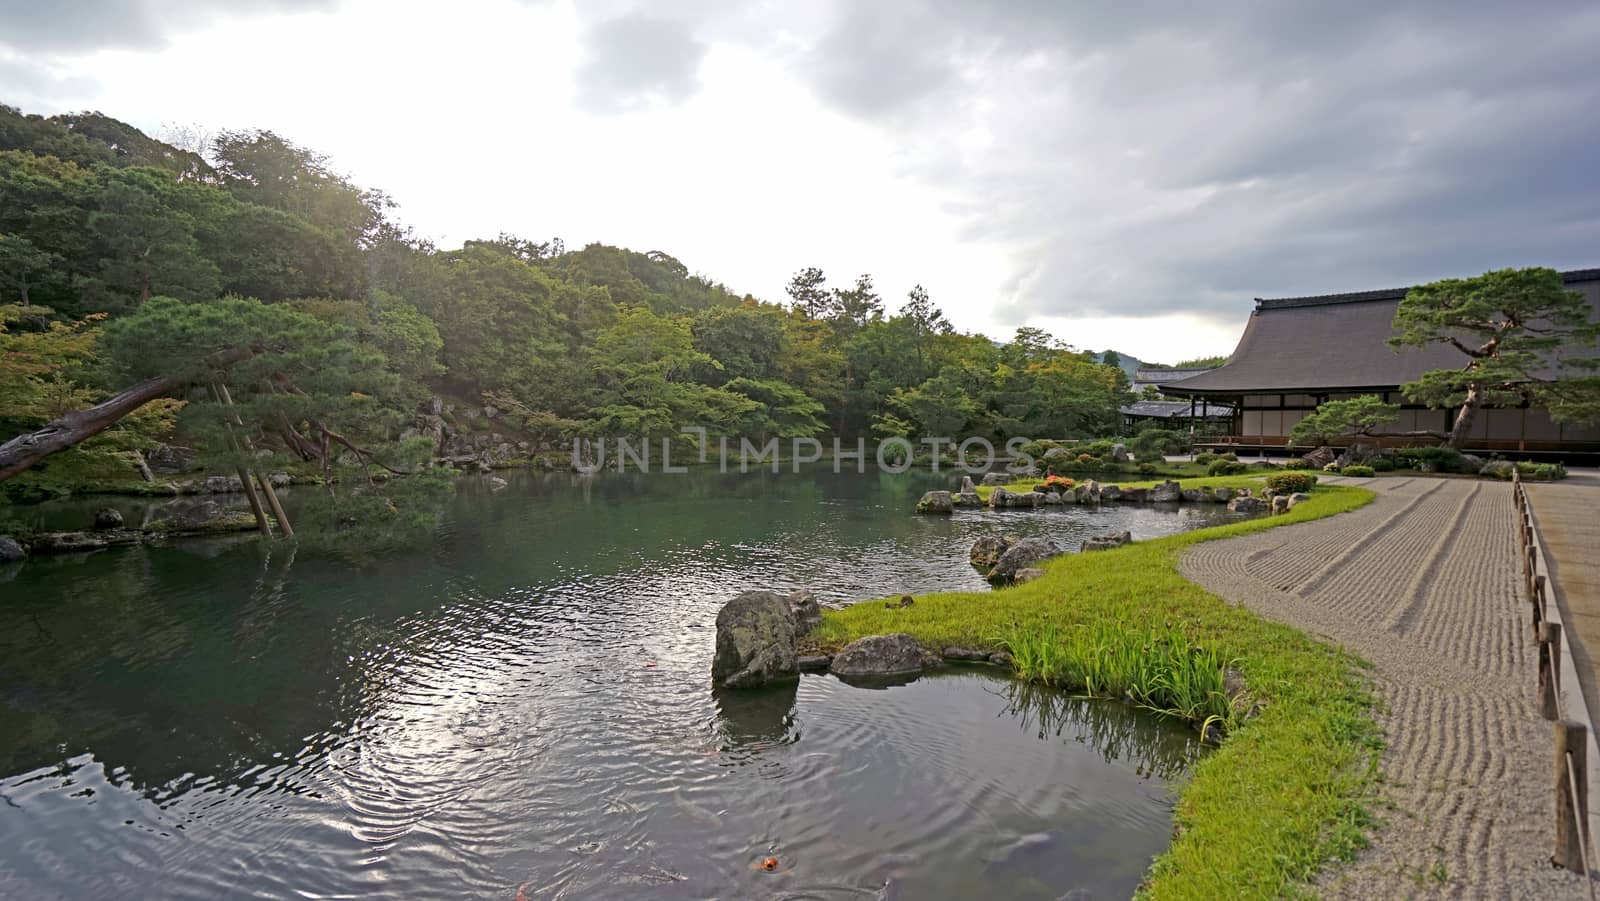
[1092,350,1144,379]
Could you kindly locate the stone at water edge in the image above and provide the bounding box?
[1227,496,1264,514]
[1271,496,1291,514]
[954,475,982,506]
[1039,491,1063,505]
[987,537,1063,584]
[1013,567,1046,584]
[1121,486,1149,503]
[1100,484,1123,502]
[798,655,832,672]
[1080,530,1132,552]
[970,534,1015,569]
[943,647,992,661]
[1148,480,1181,502]
[916,490,954,514]
[711,591,799,689]
[788,589,822,634]
[989,487,1042,508]
[93,508,124,530]
[1179,488,1205,503]
[1286,492,1311,509]
[829,633,930,678]
[1074,480,1101,503]
[0,536,26,563]
[1211,486,1235,503]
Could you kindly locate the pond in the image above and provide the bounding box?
[0,469,1247,899]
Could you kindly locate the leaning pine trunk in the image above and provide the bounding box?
[1446,383,1483,449]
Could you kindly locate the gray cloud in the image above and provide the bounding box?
[776,1,1600,322]
[0,0,335,54]
[573,12,707,114]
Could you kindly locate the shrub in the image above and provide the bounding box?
[1137,462,1159,475]
[1077,453,1096,463]
[1369,456,1395,472]
[1195,452,1218,465]
[1219,452,1239,462]
[1130,427,1189,460]
[1264,472,1318,494]
[1045,474,1076,490]
[1019,440,1048,459]
[1341,465,1376,477]
[1396,446,1462,473]
[1517,461,1568,481]
[1207,460,1249,476]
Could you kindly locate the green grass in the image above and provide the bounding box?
[806,484,1381,899]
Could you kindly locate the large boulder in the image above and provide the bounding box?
[1227,496,1265,514]
[970,534,1015,569]
[788,589,822,635]
[93,507,124,530]
[1039,490,1063,505]
[1149,480,1181,502]
[1479,460,1515,480]
[1110,443,1129,463]
[0,536,26,563]
[1081,530,1133,552]
[1122,486,1149,503]
[954,476,982,506]
[1179,488,1205,503]
[145,443,198,475]
[1212,486,1237,503]
[916,490,954,514]
[1100,484,1122,502]
[1457,453,1486,474]
[712,591,800,689]
[1286,492,1311,509]
[1074,480,1101,503]
[830,634,929,679]
[990,487,1041,508]
[1271,496,1291,515]
[988,537,1063,583]
[1302,446,1337,469]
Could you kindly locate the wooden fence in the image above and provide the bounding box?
[1515,468,1597,891]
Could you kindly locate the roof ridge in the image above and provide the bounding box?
[1255,267,1600,310]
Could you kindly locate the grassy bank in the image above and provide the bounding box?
[805,483,1380,899]
[974,472,1271,502]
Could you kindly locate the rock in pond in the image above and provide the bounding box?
[990,487,1041,508]
[798,654,832,672]
[789,589,822,635]
[488,476,509,491]
[1080,530,1132,552]
[0,536,26,563]
[1179,488,1206,503]
[1074,479,1100,503]
[988,537,1063,584]
[970,534,1015,569]
[93,507,124,530]
[1149,480,1181,502]
[1227,496,1264,514]
[1099,484,1122,502]
[916,490,954,514]
[712,590,799,689]
[830,633,930,678]
[954,475,982,506]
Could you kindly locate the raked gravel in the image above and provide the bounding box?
[1181,475,1592,898]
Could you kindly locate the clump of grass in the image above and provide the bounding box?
[1003,619,1243,732]
[806,485,1382,899]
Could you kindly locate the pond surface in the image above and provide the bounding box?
[0,470,1244,899]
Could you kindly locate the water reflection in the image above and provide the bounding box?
[0,469,1225,899]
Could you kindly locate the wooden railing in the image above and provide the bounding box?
[1515,468,1597,890]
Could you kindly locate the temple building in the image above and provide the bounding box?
[1120,367,1233,431]
[1158,268,1600,456]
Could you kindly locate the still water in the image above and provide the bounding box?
[0,470,1247,899]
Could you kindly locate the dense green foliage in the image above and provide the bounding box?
[1263,472,1317,494]
[808,483,1381,899]
[0,102,1141,486]
[1392,267,1600,447]
[1287,394,1402,447]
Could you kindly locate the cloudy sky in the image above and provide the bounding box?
[4,1,1599,362]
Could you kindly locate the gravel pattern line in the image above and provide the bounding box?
[1181,476,1589,898]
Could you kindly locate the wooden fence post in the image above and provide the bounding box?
[1541,622,1564,720]
[1556,720,1590,873]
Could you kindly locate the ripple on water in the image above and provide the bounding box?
[0,470,1220,900]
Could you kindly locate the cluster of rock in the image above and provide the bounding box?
[969,534,1066,583]
[984,479,1250,511]
[0,500,260,562]
[915,476,983,514]
[713,589,955,688]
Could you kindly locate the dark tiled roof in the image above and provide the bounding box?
[1120,400,1233,419]
[1161,269,1600,395]
[1132,367,1218,383]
